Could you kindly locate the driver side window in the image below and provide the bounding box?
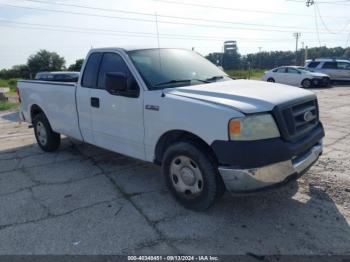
[287,68,299,74]
[97,52,139,95]
[276,68,286,73]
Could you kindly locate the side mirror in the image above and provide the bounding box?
[105,72,127,95]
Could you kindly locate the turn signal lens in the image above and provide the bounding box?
[229,119,241,135]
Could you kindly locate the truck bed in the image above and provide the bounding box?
[18,80,82,141]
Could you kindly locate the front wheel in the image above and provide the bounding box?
[267,78,275,83]
[301,79,312,88]
[162,142,225,211]
[33,113,61,152]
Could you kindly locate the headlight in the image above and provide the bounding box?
[229,114,280,141]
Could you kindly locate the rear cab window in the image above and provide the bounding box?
[81,52,102,88]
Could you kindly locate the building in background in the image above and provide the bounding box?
[224,41,237,55]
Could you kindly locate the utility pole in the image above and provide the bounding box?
[306,0,314,7]
[305,45,308,64]
[301,42,305,65]
[293,32,301,65]
[258,47,262,69]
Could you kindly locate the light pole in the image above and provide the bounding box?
[258,47,262,69]
[293,32,301,65]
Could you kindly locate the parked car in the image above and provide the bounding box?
[17,47,324,210]
[261,66,330,88]
[35,71,80,82]
[305,58,350,81]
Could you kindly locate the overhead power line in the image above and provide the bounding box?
[287,0,350,6]
[12,0,328,31]
[0,19,296,42]
[314,2,350,34]
[154,0,350,19]
[0,19,344,44]
[1,3,339,34]
[313,3,322,45]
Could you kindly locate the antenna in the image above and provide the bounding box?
[155,12,160,49]
[155,12,164,97]
[293,32,301,65]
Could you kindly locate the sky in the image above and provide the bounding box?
[0,0,349,69]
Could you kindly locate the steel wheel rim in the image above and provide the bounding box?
[303,80,311,88]
[36,121,47,145]
[170,155,204,198]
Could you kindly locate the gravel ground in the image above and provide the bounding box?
[0,86,349,256]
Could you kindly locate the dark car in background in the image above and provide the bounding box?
[35,71,80,82]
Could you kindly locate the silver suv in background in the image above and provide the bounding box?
[305,59,350,81]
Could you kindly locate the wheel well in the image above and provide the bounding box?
[301,78,312,85]
[30,104,44,122]
[154,130,218,165]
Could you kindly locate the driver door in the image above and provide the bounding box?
[89,52,145,160]
[285,67,302,86]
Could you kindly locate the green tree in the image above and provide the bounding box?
[68,59,84,71]
[0,64,30,79]
[27,50,65,78]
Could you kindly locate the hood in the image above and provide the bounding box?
[307,71,329,77]
[164,80,315,114]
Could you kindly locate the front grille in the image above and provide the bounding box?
[273,98,319,141]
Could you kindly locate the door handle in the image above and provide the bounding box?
[91,97,100,108]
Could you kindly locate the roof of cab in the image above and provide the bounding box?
[89,46,188,52]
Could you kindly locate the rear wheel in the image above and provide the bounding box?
[33,113,61,152]
[301,79,312,88]
[267,78,275,83]
[162,142,225,211]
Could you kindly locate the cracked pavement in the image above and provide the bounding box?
[0,86,349,255]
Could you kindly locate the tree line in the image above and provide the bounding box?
[0,50,84,79]
[206,46,350,70]
[1,46,350,79]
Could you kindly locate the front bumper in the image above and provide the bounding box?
[218,142,322,192]
[312,77,330,87]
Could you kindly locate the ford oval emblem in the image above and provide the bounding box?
[303,111,314,122]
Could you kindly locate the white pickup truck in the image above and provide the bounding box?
[18,47,324,210]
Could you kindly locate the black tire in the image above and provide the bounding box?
[301,79,312,88]
[322,77,330,87]
[33,113,61,152]
[267,78,275,83]
[162,141,225,211]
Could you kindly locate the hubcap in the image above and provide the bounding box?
[304,80,311,88]
[36,121,47,145]
[170,156,203,198]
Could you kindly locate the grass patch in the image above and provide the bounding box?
[226,69,265,80]
[0,101,18,111]
[0,78,18,93]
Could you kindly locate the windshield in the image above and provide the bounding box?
[298,67,314,73]
[128,49,230,90]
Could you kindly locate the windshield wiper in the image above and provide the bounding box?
[154,79,209,87]
[205,75,225,82]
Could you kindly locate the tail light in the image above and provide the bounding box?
[16,86,21,103]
